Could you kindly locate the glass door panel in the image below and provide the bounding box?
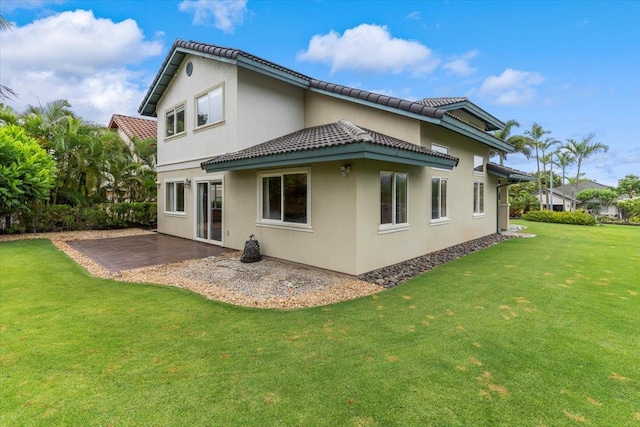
[210,182,222,242]
[197,182,208,240]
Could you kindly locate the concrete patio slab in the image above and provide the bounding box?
[67,233,235,272]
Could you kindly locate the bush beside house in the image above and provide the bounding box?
[1,202,157,234]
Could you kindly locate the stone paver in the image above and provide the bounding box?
[67,233,234,272]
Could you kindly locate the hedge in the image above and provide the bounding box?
[522,210,597,226]
[1,202,157,234]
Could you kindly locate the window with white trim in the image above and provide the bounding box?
[474,155,485,174]
[196,86,223,128]
[473,181,485,215]
[431,177,448,221]
[380,172,408,226]
[165,181,185,213]
[165,104,185,138]
[260,171,309,225]
[431,143,450,171]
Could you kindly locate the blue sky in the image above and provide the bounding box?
[1,0,638,186]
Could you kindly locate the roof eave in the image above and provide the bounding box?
[202,143,458,173]
[437,101,505,131]
[441,115,515,152]
[309,87,442,125]
[487,163,534,183]
[237,56,309,88]
[139,47,188,117]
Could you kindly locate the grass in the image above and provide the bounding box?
[1,221,638,426]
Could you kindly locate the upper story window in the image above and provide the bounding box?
[474,155,485,174]
[259,170,310,228]
[196,85,224,128]
[165,180,185,214]
[431,143,450,171]
[165,104,185,138]
[380,172,408,230]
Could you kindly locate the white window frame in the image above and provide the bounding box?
[164,102,186,139]
[473,155,485,175]
[431,143,451,171]
[430,176,449,225]
[473,181,485,217]
[195,84,224,130]
[164,179,186,216]
[379,171,409,234]
[257,168,312,231]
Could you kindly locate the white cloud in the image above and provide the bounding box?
[443,50,479,77]
[406,11,421,20]
[475,68,544,106]
[297,24,439,75]
[0,0,64,13]
[179,0,248,33]
[0,10,163,124]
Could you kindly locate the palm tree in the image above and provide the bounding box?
[562,134,609,211]
[524,123,552,210]
[0,16,17,101]
[553,150,575,211]
[537,137,560,209]
[491,119,532,165]
[21,99,74,148]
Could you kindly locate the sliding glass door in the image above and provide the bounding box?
[196,180,223,244]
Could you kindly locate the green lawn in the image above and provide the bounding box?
[1,222,638,426]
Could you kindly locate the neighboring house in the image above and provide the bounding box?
[108,114,157,147]
[138,39,532,275]
[107,114,158,202]
[538,180,620,216]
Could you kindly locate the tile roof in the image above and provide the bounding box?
[140,40,445,121]
[202,119,458,166]
[139,39,511,152]
[554,180,612,194]
[419,97,468,108]
[108,114,157,141]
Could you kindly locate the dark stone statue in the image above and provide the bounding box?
[241,234,262,263]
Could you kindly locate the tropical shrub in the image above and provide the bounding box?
[1,203,157,233]
[0,125,56,228]
[617,198,640,222]
[523,210,597,226]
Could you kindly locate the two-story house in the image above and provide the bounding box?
[139,40,530,276]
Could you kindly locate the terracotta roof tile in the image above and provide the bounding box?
[202,120,458,166]
[109,114,157,141]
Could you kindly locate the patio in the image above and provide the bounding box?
[67,233,235,272]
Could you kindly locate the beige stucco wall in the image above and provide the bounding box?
[157,167,203,240]
[156,55,239,172]
[304,91,421,144]
[237,68,305,149]
[222,162,358,274]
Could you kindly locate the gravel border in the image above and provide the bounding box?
[0,229,380,309]
[1,228,525,308]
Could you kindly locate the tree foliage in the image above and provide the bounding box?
[617,198,640,222]
[0,125,56,220]
[491,119,531,165]
[617,174,640,198]
[1,100,157,233]
[561,134,609,211]
[576,188,618,216]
